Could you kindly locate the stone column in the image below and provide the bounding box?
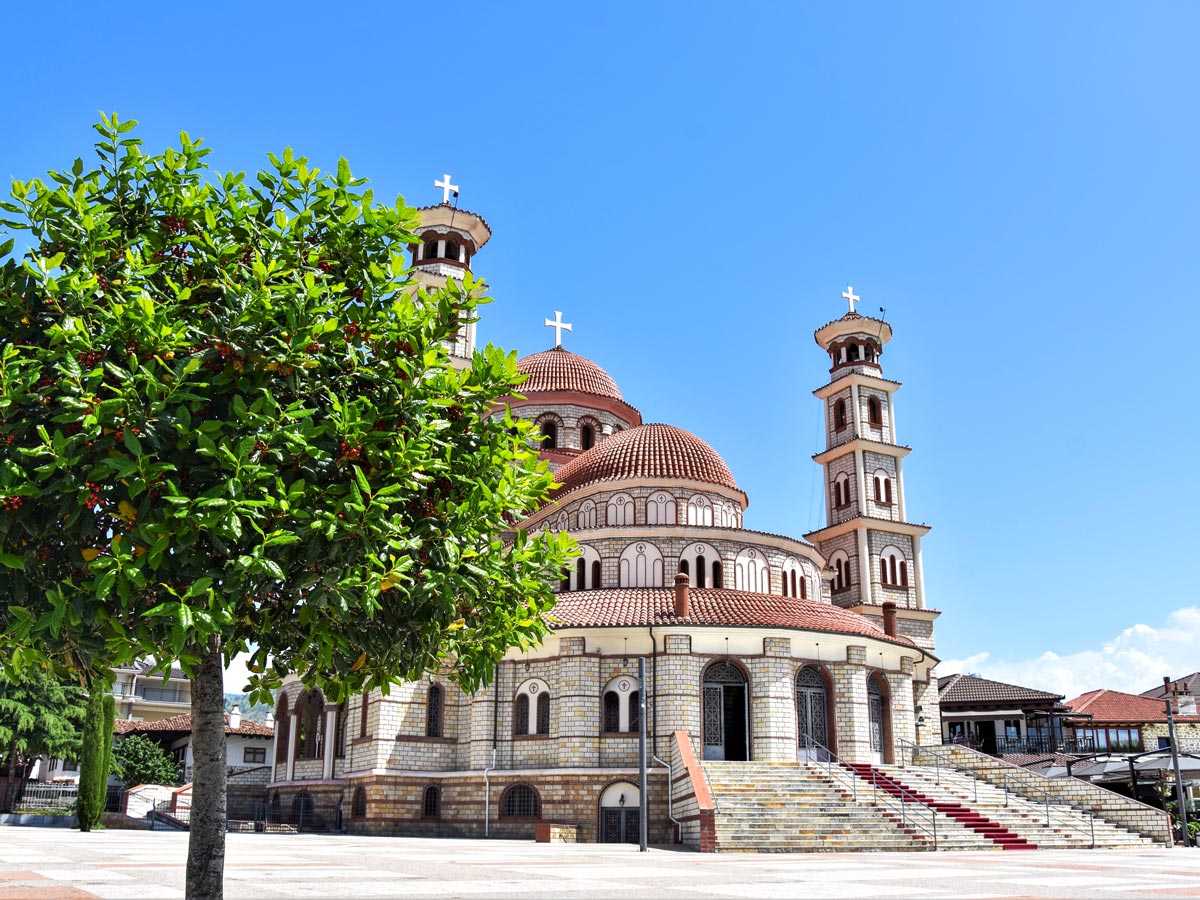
[662,634,700,751]
[832,646,870,763]
[912,536,926,609]
[887,657,917,759]
[856,527,873,606]
[557,637,599,767]
[285,710,298,781]
[751,637,795,761]
[322,704,338,779]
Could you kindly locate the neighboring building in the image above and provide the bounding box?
[1140,673,1200,714]
[265,189,943,844]
[111,660,192,723]
[1065,689,1200,754]
[937,673,1082,756]
[114,710,275,785]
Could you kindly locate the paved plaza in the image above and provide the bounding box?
[0,826,1198,900]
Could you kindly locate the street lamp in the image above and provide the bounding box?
[1163,676,1193,847]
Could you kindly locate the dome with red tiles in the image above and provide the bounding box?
[553,423,740,498]
[515,347,623,400]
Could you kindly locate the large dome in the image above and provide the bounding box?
[516,347,623,400]
[553,423,740,497]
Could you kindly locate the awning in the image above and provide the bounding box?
[940,709,1024,719]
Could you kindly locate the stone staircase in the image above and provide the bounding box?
[846,763,1035,850]
[878,764,1159,849]
[699,760,1160,852]
[702,761,929,852]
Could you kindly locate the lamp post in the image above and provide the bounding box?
[1163,676,1192,846]
[638,656,648,852]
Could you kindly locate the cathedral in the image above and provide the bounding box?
[268,184,942,846]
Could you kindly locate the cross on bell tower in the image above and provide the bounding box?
[842,286,860,314]
[544,310,572,348]
[434,173,459,205]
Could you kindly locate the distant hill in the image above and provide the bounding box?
[224,693,275,724]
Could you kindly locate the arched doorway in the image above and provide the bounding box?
[867,674,893,764]
[598,782,640,843]
[796,667,831,761]
[702,661,749,761]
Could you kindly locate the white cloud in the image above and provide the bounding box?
[939,606,1200,699]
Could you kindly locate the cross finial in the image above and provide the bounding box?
[544,310,572,348]
[434,173,459,205]
[841,285,860,314]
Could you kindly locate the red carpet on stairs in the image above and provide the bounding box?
[845,763,1037,850]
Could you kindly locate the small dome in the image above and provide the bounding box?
[554,424,740,497]
[516,348,623,400]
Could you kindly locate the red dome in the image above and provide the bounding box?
[516,348,623,400]
[553,424,740,497]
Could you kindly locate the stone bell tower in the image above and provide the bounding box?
[804,287,937,654]
[411,174,492,367]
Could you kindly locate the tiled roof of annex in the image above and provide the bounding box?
[549,587,916,647]
[114,713,274,737]
[1065,688,1200,724]
[515,347,624,400]
[552,423,740,499]
[1140,672,1200,699]
[938,673,1064,706]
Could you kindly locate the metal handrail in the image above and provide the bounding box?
[801,734,939,849]
[898,738,981,804]
[1003,773,1096,848]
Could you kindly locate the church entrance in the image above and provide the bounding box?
[702,661,749,761]
[796,667,831,761]
[599,782,640,844]
[867,676,891,764]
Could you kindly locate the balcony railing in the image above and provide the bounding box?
[994,736,1096,755]
[136,688,187,703]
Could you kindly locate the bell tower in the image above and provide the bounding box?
[805,288,935,649]
[411,174,492,367]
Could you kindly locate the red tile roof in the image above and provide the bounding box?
[938,673,1063,706]
[516,347,623,400]
[549,587,916,646]
[1065,688,1200,724]
[114,713,274,737]
[552,424,741,499]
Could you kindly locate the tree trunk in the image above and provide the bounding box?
[2,737,18,812]
[186,635,227,900]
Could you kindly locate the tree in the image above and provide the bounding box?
[0,668,85,810]
[112,733,181,788]
[0,116,572,899]
[76,689,115,830]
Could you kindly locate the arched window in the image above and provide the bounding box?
[603,690,621,733]
[619,542,664,587]
[678,558,689,577]
[712,560,723,588]
[646,491,677,525]
[578,500,597,529]
[423,240,438,260]
[606,493,634,526]
[352,786,367,818]
[601,676,638,732]
[873,469,892,506]
[834,399,848,429]
[578,418,598,452]
[734,548,769,593]
[830,551,851,593]
[296,689,324,759]
[359,691,369,738]
[847,343,860,361]
[885,478,893,504]
[629,691,641,733]
[834,473,851,509]
[445,239,460,262]
[514,680,549,736]
[559,567,570,592]
[422,785,441,819]
[501,784,540,819]
[576,558,586,589]
[554,511,568,531]
[275,694,290,764]
[426,684,444,738]
[679,542,719,587]
[687,495,714,526]
[592,559,601,589]
[879,546,909,588]
[718,501,741,528]
[514,694,529,735]
[541,421,557,448]
[867,396,882,426]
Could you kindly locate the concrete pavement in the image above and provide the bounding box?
[1,826,1198,899]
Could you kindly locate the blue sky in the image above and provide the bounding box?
[4,2,1197,697]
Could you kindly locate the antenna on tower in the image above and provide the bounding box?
[878,307,887,321]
